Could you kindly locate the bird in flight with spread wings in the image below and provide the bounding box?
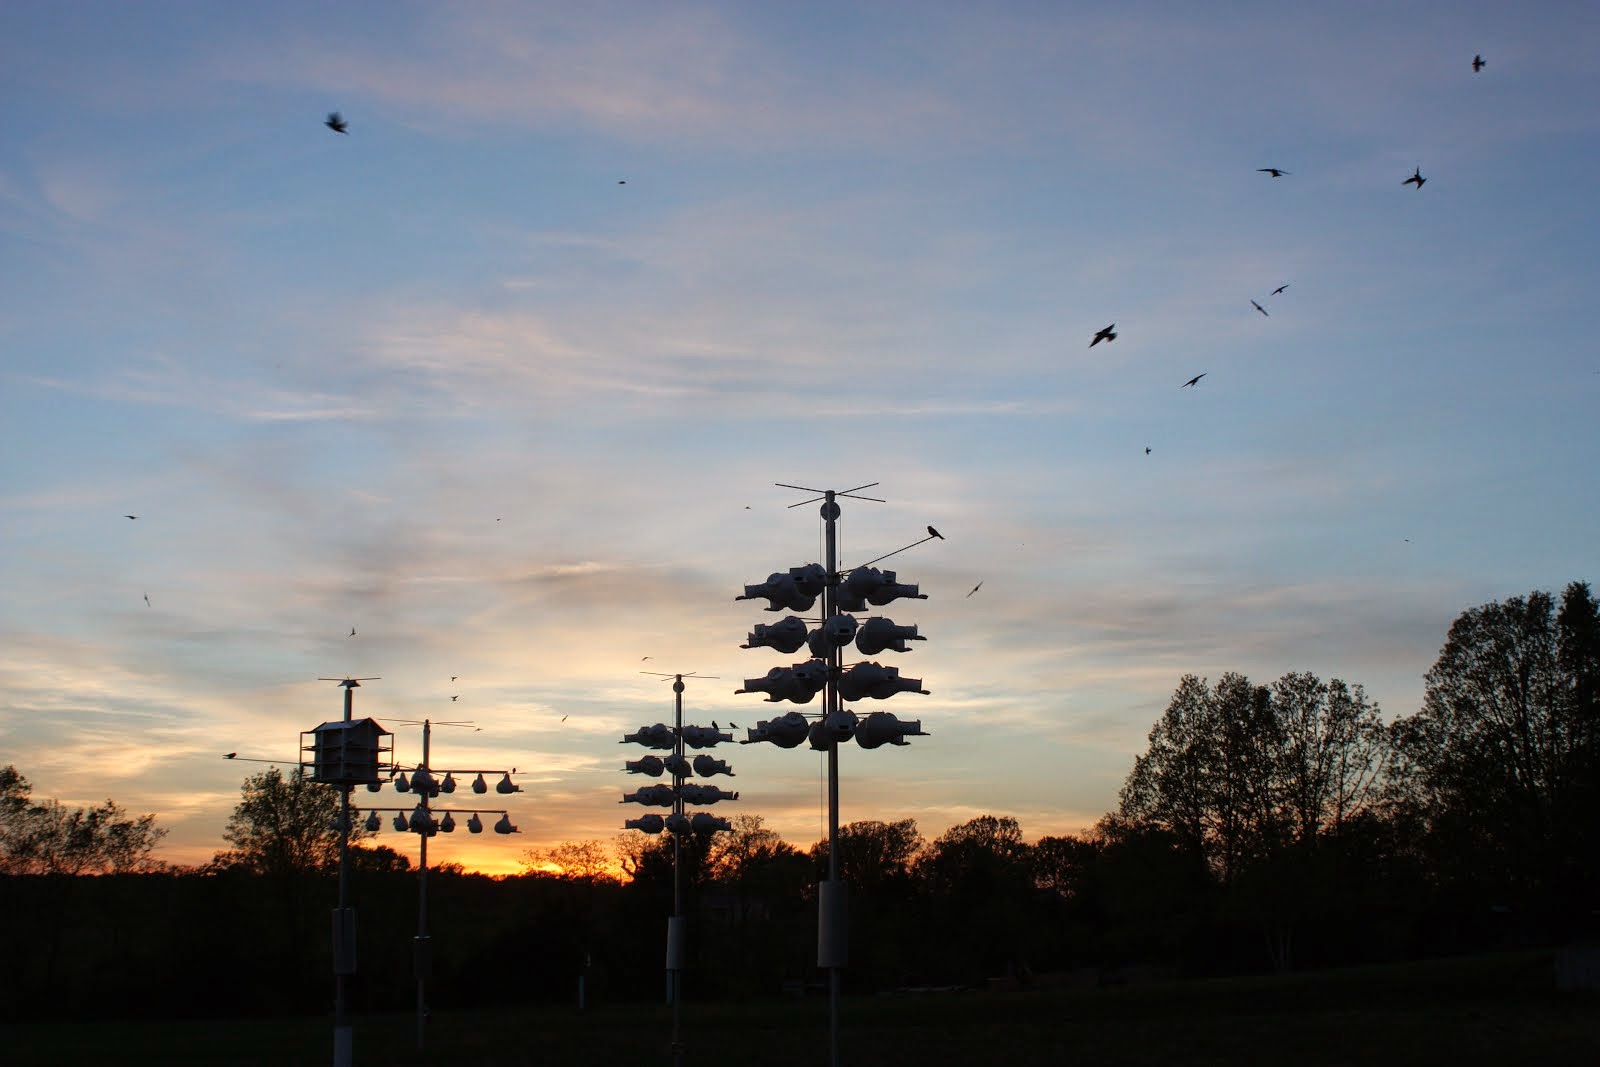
[1257,167,1289,178]
[1182,373,1207,388]
[1090,323,1117,348]
[325,112,349,134]
[1403,166,1426,189]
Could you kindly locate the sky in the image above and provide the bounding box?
[2,1,1598,876]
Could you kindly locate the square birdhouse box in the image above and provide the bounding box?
[303,717,392,786]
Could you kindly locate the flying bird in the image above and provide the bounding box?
[966,581,983,598]
[927,525,944,540]
[560,715,568,723]
[451,676,457,682]
[1473,54,1486,72]
[641,656,651,661]
[1090,323,1117,348]
[1257,168,1290,178]
[1145,447,1152,455]
[143,593,150,607]
[1182,373,1207,388]
[1403,166,1426,189]
[1271,284,1289,295]
[325,112,349,134]
[124,515,138,520]
[1251,299,1269,317]
[451,695,458,702]
[224,752,237,759]
[349,627,356,637]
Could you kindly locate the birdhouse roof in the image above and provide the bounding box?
[310,716,391,736]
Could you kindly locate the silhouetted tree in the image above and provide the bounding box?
[1390,581,1600,924]
[1120,671,1388,888]
[1119,673,1279,884]
[810,818,924,890]
[212,766,364,876]
[520,839,620,884]
[914,816,1035,982]
[0,765,166,875]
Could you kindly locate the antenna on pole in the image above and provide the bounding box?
[775,482,885,508]
[319,677,381,723]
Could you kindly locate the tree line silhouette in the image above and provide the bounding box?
[2,581,1595,1021]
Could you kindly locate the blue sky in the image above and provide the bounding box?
[3,1,1597,873]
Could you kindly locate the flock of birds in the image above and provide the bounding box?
[124,54,1497,669]
[1084,51,1488,456]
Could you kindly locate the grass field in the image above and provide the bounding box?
[11,950,1596,1066]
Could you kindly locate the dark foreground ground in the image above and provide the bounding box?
[11,950,1597,1066]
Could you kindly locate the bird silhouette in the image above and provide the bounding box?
[1145,446,1152,455]
[349,627,356,637]
[560,714,568,723]
[966,581,983,598]
[451,695,458,702]
[1473,54,1485,73]
[927,525,944,540]
[1257,168,1289,177]
[143,593,150,607]
[1271,284,1289,295]
[1251,299,1269,317]
[224,752,237,759]
[124,515,138,520]
[1090,323,1117,348]
[1182,373,1207,388]
[711,720,720,729]
[325,112,349,134]
[641,656,651,661]
[1403,166,1426,189]
[451,676,457,682]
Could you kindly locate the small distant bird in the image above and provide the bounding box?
[641,656,651,661]
[224,752,237,759]
[1182,373,1207,388]
[325,112,348,134]
[143,593,150,607]
[729,722,738,729]
[124,515,138,520]
[349,627,356,636]
[966,581,983,598]
[927,525,944,540]
[1271,284,1289,295]
[1403,166,1426,189]
[618,179,626,184]
[1090,323,1117,348]
[451,676,457,682]
[1145,447,1151,455]
[560,715,568,723]
[1257,168,1290,178]
[451,695,458,702]
[1473,54,1485,73]
[711,720,720,729]
[1251,299,1269,317]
